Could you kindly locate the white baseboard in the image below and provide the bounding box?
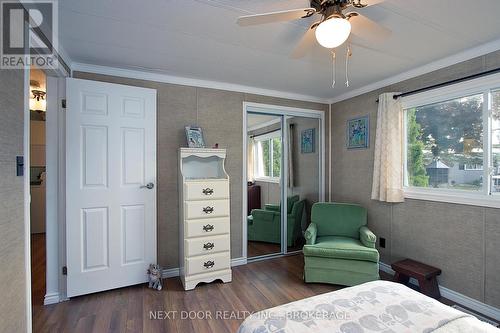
[162,257,248,279]
[43,292,60,305]
[379,262,500,321]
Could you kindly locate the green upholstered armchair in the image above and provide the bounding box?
[247,195,305,247]
[303,202,379,286]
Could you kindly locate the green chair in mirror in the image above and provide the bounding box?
[247,195,305,247]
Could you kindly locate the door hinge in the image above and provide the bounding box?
[62,266,67,275]
[61,99,66,109]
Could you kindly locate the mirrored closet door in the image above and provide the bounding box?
[246,113,283,258]
[246,108,323,260]
[285,116,321,253]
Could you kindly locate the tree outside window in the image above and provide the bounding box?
[406,94,484,191]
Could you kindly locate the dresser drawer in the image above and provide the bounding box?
[185,234,229,257]
[184,181,229,201]
[185,217,229,238]
[186,252,230,276]
[185,200,229,220]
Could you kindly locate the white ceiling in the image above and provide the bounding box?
[247,113,281,130]
[59,0,500,101]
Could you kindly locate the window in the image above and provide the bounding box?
[254,131,281,181]
[403,73,500,207]
[405,94,484,191]
[491,89,500,193]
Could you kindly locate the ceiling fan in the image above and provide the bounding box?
[237,0,391,88]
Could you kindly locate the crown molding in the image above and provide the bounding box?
[71,62,330,104]
[328,38,500,105]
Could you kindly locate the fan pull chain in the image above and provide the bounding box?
[331,50,336,89]
[345,43,352,87]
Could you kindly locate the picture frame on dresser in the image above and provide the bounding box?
[185,126,206,148]
[178,148,232,290]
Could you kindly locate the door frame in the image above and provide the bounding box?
[44,75,69,304]
[242,102,326,260]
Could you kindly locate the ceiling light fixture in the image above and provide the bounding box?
[30,80,46,112]
[314,17,351,49]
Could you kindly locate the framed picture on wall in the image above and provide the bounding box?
[301,128,315,153]
[185,126,206,148]
[347,115,369,149]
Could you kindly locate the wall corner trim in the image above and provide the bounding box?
[162,257,248,279]
[379,262,500,321]
[70,62,330,105]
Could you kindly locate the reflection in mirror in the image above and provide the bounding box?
[247,112,282,258]
[286,116,320,253]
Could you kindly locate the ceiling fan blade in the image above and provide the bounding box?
[291,23,319,59]
[350,13,391,43]
[237,8,316,26]
[362,0,385,6]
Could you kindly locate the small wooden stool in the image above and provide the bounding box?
[391,259,442,299]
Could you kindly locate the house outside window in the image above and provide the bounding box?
[402,73,500,207]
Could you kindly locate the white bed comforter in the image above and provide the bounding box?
[237,280,499,333]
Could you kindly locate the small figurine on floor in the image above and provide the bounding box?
[147,264,163,290]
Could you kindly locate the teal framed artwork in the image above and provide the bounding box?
[347,115,369,149]
[301,128,315,153]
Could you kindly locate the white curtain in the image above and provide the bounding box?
[247,137,255,182]
[254,140,265,179]
[288,123,294,188]
[371,93,405,203]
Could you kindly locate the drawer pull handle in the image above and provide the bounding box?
[203,260,215,269]
[202,188,214,195]
[203,242,215,250]
[203,224,214,232]
[203,206,214,214]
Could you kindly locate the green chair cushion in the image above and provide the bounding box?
[303,236,379,263]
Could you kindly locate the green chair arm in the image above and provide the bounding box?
[304,223,317,245]
[264,204,280,212]
[359,226,376,248]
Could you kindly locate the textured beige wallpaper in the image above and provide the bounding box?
[331,50,500,307]
[73,71,329,269]
[0,69,27,332]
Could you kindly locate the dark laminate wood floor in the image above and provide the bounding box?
[247,240,305,258]
[31,235,499,332]
[32,252,341,332]
[31,233,46,307]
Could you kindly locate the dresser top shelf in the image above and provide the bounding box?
[180,147,226,159]
[184,178,228,182]
[179,148,229,180]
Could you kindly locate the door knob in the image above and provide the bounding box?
[140,182,155,189]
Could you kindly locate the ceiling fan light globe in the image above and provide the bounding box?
[315,18,351,49]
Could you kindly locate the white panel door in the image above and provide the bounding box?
[66,78,156,297]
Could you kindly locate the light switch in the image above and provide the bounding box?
[16,156,24,176]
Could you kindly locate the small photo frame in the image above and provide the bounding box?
[347,115,369,149]
[301,128,315,154]
[185,126,205,148]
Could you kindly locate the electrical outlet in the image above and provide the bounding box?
[379,237,386,248]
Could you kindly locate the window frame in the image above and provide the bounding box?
[402,72,500,208]
[253,130,282,183]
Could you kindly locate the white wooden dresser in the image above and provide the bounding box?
[179,148,232,290]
